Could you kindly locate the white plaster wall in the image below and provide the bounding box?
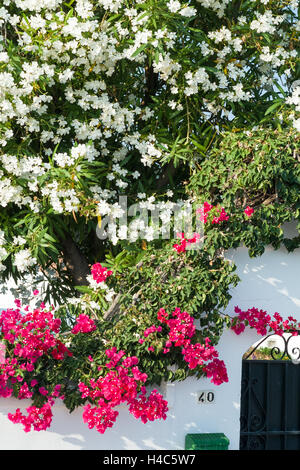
[1,223,300,450]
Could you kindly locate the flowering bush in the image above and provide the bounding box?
[139,307,228,384]
[0,0,298,435]
[0,288,169,433]
[79,348,168,433]
[230,306,299,337]
[0,300,69,431]
[8,403,54,433]
[0,260,299,433]
[71,314,97,334]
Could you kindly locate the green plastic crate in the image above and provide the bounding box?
[185,433,230,450]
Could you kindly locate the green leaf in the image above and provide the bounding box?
[74,286,92,294]
[131,44,148,58]
[264,100,283,116]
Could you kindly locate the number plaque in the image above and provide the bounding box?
[198,390,215,404]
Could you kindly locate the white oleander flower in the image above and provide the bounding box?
[14,249,36,273]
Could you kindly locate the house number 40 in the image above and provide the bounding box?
[198,390,215,404]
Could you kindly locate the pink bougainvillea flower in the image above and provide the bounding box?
[18,382,33,400]
[78,349,168,433]
[173,241,186,253]
[8,403,53,432]
[91,263,113,284]
[230,306,299,337]
[173,232,200,253]
[244,206,254,217]
[71,314,97,335]
[139,308,229,386]
[196,202,213,223]
[0,301,72,407]
[197,202,229,225]
[211,207,229,224]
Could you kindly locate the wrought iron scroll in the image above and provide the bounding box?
[244,332,300,362]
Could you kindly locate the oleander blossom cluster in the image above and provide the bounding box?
[0,0,298,268]
[140,308,228,386]
[79,348,168,433]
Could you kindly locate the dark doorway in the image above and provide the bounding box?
[240,333,300,450]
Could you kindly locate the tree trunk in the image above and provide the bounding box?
[60,234,90,286]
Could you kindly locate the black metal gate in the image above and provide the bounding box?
[240,333,300,450]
